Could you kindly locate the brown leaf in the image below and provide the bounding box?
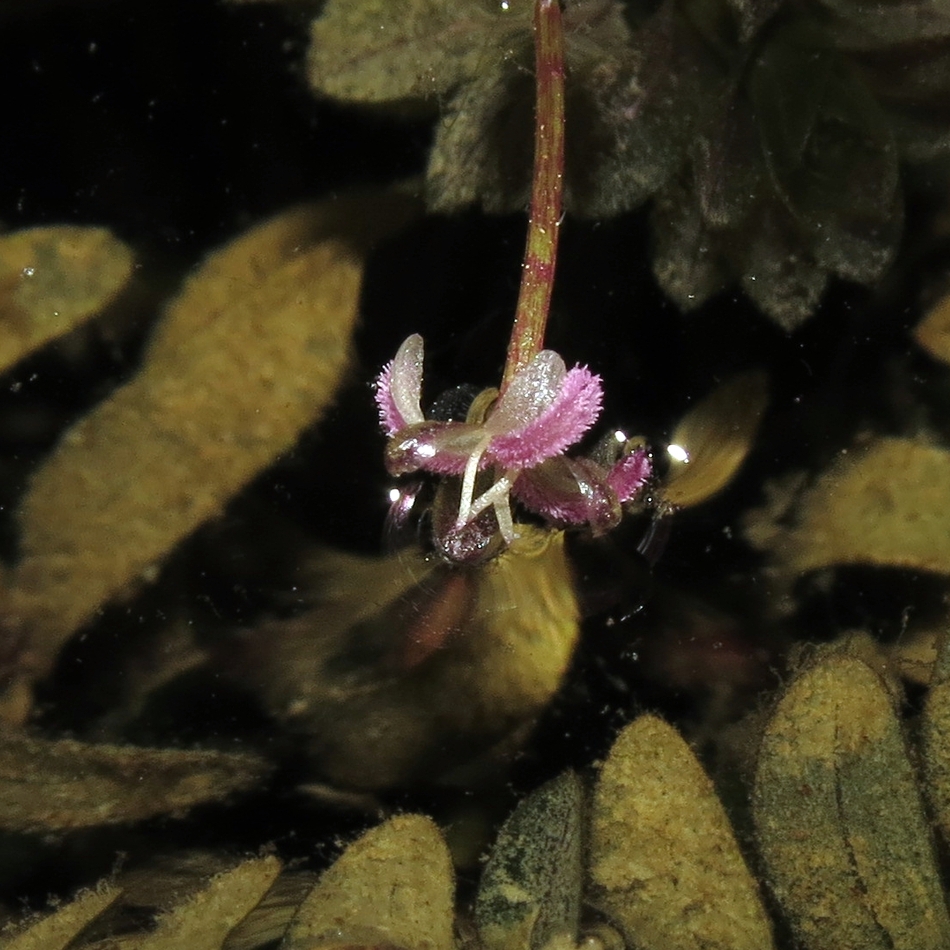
[0,226,134,375]
[8,192,420,679]
[0,733,270,832]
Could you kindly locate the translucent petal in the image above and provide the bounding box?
[376,333,426,435]
[488,350,567,435]
[384,420,484,477]
[489,365,603,469]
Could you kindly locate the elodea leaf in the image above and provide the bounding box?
[9,192,420,680]
[0,733,270,832]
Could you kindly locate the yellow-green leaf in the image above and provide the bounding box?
[9,192,419,677]
[0,225,133,374]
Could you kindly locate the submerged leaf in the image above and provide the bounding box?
[663,370,768,509]
[913,289,950,364]
[0,225,134,375]
[227,526,579,790]
[0,885,120,950]
[922,631,950,848]
[744,436,950,578]
[9,193,419,679]
[590,715,774,950]
[0,733,270,832]
[137,857,281,950]
[753,652,950,950]
[307,0,528,108]
[476,771,583,950]
[285,814,454,950]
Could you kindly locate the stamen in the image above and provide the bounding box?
[456,438,491,527]
[466,470,520,543]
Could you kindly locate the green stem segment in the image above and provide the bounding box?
[501,0,566,392]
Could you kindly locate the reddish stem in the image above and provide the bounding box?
[500,0,566,392]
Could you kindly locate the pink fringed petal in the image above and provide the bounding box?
[375,333,425,435]
[488,365,603,468]
[512,457,621,532]
[607,448,653,502]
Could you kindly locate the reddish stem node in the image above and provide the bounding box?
[500,0,566,393]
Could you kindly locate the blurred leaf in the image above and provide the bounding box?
[565,0,721,217]
[307,0,529,107]
[744,436,950,578]
[663,370,768,508]
[284,814,454,950]
[864,48,950,160]
[137,857,281,950]
[650,173,730,313]
[226,526,579,790]
[0,226,133,375]
[738,205,829,329]
[590,715,774,950]
[750,34,901,283]
[753,652,950,950]
[8,192,420,680]
[913,290,950,364]
[816,0,950,49]
[476,771,583,950]
[0,734,270,832]
[0,885,120,950]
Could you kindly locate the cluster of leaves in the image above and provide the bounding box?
[282,0,950,327]
[9,634,950,950]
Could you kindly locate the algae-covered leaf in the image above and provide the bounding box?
[9,192,419,679]
[913,289,950,364]
[753,652,950,950]
[663,370,768,509]
[285,814,454,950]
[137,857,281,950]
[476,771,583,950]
[744,436,950,578]
[0,225,134,375]
[226,526,579,790]
[590,715,774,950]
[0,733,270,832]
[0,884,120,950]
